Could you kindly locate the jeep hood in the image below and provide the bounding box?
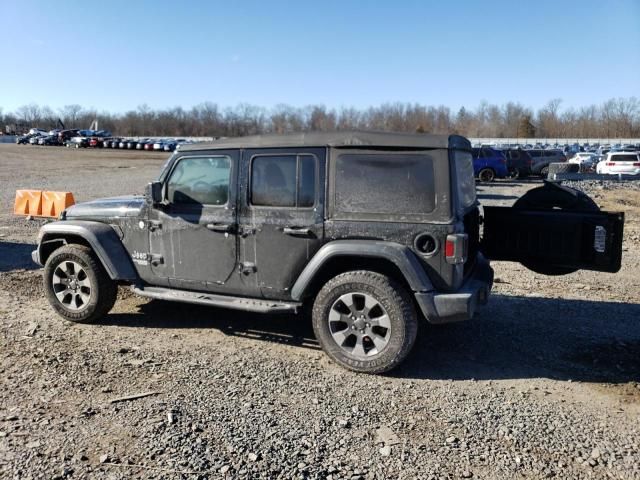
[65,195,144,219]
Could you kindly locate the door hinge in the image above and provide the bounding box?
[239,226,256,237]
[149,254,164,266]
[239,262,256,275]
[148,220,162,232]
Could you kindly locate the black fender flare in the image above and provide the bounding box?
[290,240,434,301]
[35,220,138,281]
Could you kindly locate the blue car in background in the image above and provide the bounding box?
[471,147,509,182]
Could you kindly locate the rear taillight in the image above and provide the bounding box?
[445,234,468,265]
[633,162,640,166]
[606,162,616,166]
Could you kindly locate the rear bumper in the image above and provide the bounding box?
[415,254,494,324]
[602,169,640,175]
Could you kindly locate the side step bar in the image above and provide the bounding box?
[131,285,301,313]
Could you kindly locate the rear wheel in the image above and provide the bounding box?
[540,165,549,177]
[478,168,496,182]
[43,245,117,323]
[312,271,417,374]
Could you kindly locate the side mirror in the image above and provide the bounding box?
[145,181,164,205]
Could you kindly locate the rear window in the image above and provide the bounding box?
[335,154,435,215]
[529,150,543,158]
[611,154,639,162]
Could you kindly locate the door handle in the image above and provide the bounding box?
[206,223,235,233]
[283,227,313,237]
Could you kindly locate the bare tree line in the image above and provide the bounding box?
[2,97,639,138]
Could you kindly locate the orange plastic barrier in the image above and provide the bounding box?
[14,190,75,218]
[41,191,75,218]
[13,190,42,216]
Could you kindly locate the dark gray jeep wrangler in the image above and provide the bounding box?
[32,132,624,373]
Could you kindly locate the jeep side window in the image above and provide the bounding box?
[166,156,231,205]
[251,155,316,207]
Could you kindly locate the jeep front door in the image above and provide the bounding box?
[239,148,325,299]
[148,151,238,290]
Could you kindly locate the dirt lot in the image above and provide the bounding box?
[1,144,639,480]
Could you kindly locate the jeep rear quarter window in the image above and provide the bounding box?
[453,150,476,212]
[335,153,435,216]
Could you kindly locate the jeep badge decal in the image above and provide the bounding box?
[131,251,150,266]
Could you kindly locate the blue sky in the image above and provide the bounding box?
[1,0,638,114]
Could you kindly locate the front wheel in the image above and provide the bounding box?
[43,245,117,323]
[312,271,418,374]
[540,165,549,177]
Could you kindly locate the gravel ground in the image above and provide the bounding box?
[1,145,639,479]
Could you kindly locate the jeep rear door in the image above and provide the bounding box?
[238,148,325,299]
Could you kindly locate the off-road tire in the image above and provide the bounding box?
[478,168,496,182]
[513,183,598,211]
[43,244,117,323]
[312,271,418,374]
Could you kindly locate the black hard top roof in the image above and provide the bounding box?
[179,131,470,151]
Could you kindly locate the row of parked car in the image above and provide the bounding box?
[493,142,640,155]
[16,128,640,178]
[471,147,567,181]
[16,128,193,152]
[67,136,192,152]
[472,145,640,181]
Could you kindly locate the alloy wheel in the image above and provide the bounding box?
[52,261,92,311]
[328,292,391,358]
